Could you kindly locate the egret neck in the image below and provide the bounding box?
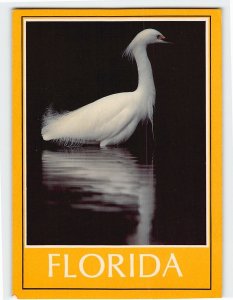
[134,46,155,94]
[134,45,156,123]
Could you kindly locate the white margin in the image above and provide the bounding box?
[23,16,209,249]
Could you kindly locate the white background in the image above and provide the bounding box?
[0,0,232,299]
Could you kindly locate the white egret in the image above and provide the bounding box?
[41,28,169,147]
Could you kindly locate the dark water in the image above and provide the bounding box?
[41,147,156,245]
[27,144,206,245]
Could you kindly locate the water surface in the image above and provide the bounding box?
[40,147,156,245]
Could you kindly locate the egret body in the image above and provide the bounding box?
[41,29,168,147]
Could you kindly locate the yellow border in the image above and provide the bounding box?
[12,8,222,299]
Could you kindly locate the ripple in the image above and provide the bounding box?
[42,147,156,245]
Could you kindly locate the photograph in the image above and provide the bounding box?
[25,20,207,246]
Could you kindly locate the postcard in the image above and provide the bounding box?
[12,8,222,298]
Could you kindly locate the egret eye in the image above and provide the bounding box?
[157,34,165,40]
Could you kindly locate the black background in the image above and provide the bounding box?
[26,21,206,245]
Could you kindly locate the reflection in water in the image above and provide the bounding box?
[42,147,156,245]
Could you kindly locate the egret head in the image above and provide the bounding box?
[137,28,168,45]
[124,28,169,59]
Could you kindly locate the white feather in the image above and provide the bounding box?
[41,28,167,147]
